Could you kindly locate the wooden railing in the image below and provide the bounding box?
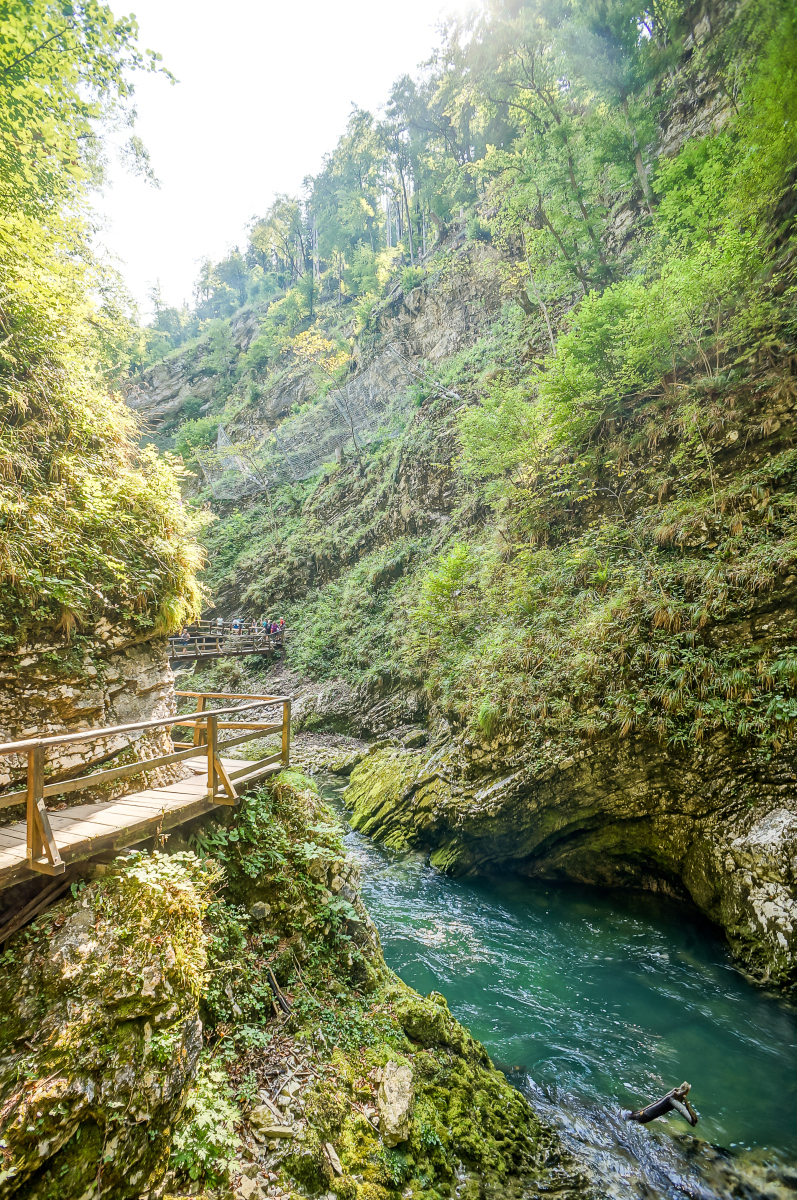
[0,691,290,877]
[171,690,291,799]
[168,631,284,658]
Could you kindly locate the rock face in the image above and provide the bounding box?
[344,735,797,990]
[0,852,212,1199]
[125,308,262,426]
[368,242,507,363]
[376,1061,414,1146]
[0,632,179,800]
[291,674,427,739]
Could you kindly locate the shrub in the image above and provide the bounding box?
[170,1056,241,1187]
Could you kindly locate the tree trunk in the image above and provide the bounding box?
[622,98,654,212]
[398,167,415,266]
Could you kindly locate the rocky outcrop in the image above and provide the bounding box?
[125,353,217,424]
[291,674,427,739]
[0,631,179,803]
[368,242,508,364]
[125,308,263,426]
[376,1060,414,1146]
[0,852,211,1199]
[344,733,797,991]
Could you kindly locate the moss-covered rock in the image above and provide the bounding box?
[0,852,216,1199]
[166,776,590,1200]
[0,775,589,1200]
[344,737,797,992]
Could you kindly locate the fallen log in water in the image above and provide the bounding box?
[625,1081,699,1126]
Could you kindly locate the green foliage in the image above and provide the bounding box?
[170,1055,241,1186]
[0,0,169,216]
[459,379,542,489]
[401,266,425,293]
[0,1,203,641]
[174,415,220,459]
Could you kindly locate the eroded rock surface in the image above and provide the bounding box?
[0,852,213,1199]
[344,736,797,990]
[0,632,182,807]
[376,1060,414,1146]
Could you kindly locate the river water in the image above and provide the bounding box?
[317,776,797,1197]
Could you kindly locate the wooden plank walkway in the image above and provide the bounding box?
[0,755,274,891]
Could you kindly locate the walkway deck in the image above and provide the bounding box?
[0,755,272,891]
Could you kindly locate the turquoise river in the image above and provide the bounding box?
[319,777,797,1198]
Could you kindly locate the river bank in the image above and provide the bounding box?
[309,771,797,1199]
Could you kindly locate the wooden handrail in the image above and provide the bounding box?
[0,689,292,877]
[0,701,265,756]
[175,691,289,701]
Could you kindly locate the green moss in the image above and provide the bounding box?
[283,1127,332,1191]
[0,853,216,1199]
[345,749,421,847]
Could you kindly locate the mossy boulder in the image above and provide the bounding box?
[394,990,460,1050]
[0,853,215,1200]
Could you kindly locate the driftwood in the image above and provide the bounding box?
[626,1081,698,1126]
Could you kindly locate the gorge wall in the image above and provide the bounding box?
[124,0,797,995]
[0,628,179,804]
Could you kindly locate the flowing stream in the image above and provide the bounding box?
[317,775,797,1198]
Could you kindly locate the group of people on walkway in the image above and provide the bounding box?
[173,615,286,651]
[225,616,285,641]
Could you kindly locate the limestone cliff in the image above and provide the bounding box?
[0,852,211,1199]
[0,628,180,808]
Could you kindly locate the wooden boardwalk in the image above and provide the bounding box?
[0,755,272,891]
[168,621,289,663]
[0,689,291,893]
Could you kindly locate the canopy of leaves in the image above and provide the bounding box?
[0,2,203,642]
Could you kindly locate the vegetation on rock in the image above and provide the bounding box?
[0,775,590,1199]
[155,0,796,755]
[0,852,216,1198]
[0,2,204,645]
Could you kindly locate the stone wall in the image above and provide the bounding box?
[343,722,797,991]
[0,627,181,801]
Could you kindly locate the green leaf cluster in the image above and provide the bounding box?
[0,2,203,640]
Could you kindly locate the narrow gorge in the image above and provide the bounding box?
[1,0,796,1198]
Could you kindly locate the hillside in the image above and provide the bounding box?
[132,0,797,992]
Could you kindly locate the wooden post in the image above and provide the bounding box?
[192,694,206,747]
[207,712,217,799]
[205,709,237,805]
[26,745,43,865]
[282,700,291,768]
[27,744,64,875]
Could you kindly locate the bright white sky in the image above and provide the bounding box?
[95,0,454,319]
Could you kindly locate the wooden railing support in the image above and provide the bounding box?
[26,744,64,876]
[192,694,206,747]
[206,712,217,799]
[282,700,291,768]
[205,712,237,805]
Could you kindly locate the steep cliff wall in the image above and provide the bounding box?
[0,628,180,808]
[126,2,797,995]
